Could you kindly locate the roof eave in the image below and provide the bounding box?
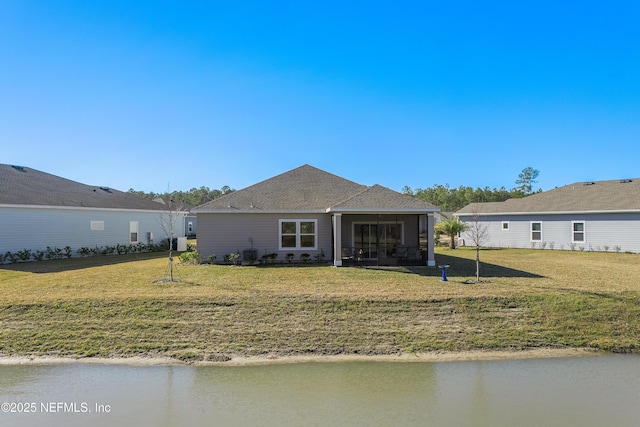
[0,203,182,214]
[455,209,640,216]
[327,207,441,214]
[193,209,327,214]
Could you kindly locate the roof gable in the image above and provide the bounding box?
[195,165,366,212]
[456,178,640,215]
[0,164,166,211]
[194,165,439,213]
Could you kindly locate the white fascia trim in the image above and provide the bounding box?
[455,209,640,217]
[326,208,440,214]
[0,204,179,214]
[192,209,326,214]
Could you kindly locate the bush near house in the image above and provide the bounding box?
[1,242,170,264]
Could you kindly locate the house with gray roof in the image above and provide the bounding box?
[455,178,640,253]
[193,165,440,266]
[0,164,186,258]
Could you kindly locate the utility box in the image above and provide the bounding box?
[177,237,187,251]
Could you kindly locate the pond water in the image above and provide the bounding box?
[1,354,639,426]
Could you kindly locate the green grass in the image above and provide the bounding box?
[0,248,639,361]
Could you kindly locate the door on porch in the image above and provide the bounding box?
[353,223,402,259]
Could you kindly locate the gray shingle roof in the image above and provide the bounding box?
[456,178,640,215]
[194,164,439,213]
[329,184,440,212]
[0,164,166,211]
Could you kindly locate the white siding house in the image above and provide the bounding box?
[455,179,640,253]
[0,164,186,259]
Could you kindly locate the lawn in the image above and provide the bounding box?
[0,248,638,361]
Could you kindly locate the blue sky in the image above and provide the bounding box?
[2,1,639,194]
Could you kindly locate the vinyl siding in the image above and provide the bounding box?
[458,212,640,253]
[197,213,332,261]
[0,206,184,255]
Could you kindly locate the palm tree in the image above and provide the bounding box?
[435,218,469,249]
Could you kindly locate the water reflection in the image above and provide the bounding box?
[0,355,639,427]
[190,362,437,426]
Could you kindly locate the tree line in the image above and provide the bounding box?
[127,167,539,212]
[127,185,235,207]
[402,184,526,212]
[403,167,540,212]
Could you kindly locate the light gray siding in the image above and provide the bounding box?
[197,213,332,261]
[0,206,185,255]
[458,212,640,253]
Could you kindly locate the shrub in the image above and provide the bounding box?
[77,247,91,257]
[229,253,240,266]
[33,250,46,262]
[15,249,32,263]
[45,246,63,260]
[224,253,241,266]
[261,252,278,264]
[101,246,116,256]
[179,251,201,265]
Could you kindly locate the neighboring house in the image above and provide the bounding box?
[184,214,197,238]
[154,197,197,237]
[0,164,187,257]
[193,164,440,266]
[455,178,640,253]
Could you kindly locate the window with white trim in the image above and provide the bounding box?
[501,221,509,231]
[530,222,542,242]
[279,219,317,250]
[572,221,585,243]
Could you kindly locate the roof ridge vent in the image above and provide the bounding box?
[99,186,112,193]
[583,182,595,186]
[11,165,26,172]
[620,179,633,183]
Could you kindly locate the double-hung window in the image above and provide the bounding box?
[572,221,585,243]
[530,222,542,242]
[279,219,317,250]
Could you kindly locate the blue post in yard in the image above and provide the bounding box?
[439,264,450,282]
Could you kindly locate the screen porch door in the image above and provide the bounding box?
[354,223,402,259]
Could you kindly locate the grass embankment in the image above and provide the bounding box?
[0,248,638,362]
